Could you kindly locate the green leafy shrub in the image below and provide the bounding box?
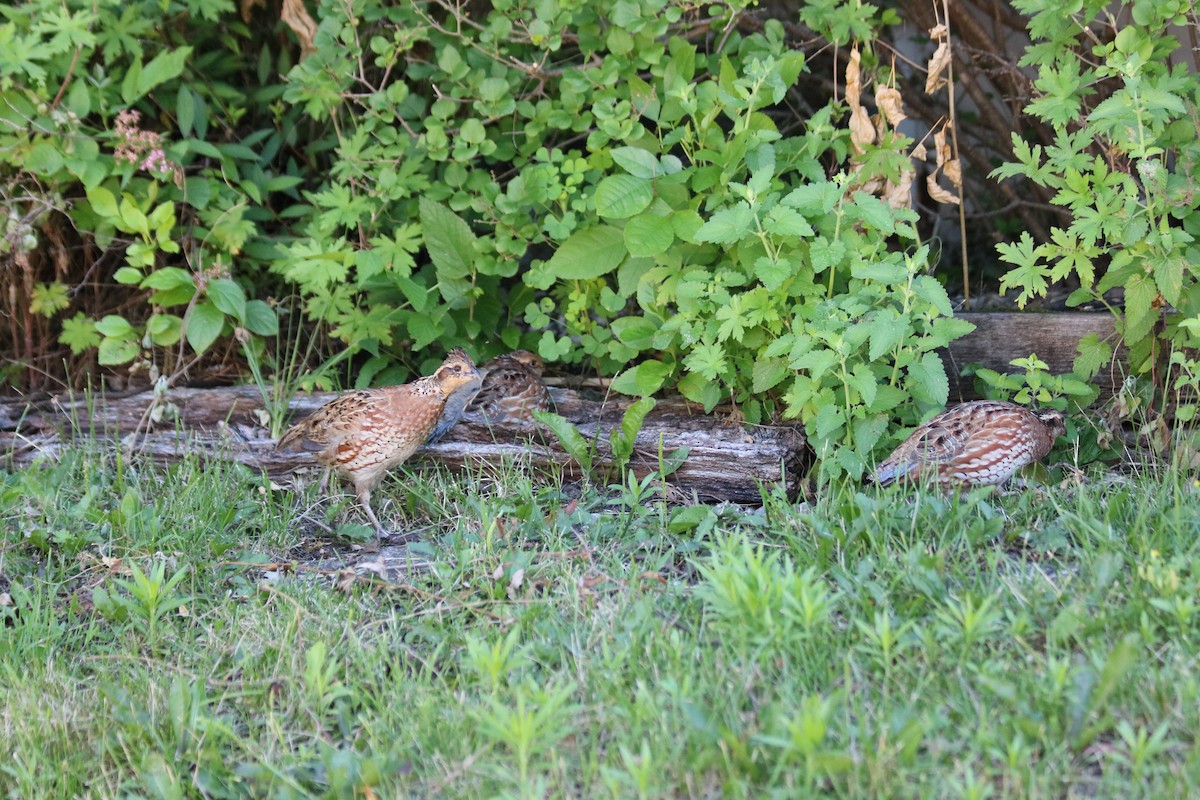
[992,1,1200,388]
[278,0,972,477]
[0,0,300,389]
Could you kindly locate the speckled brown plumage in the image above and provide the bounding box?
[277,348,480,547]
[873,400,1066,488]
[466,350,552,424]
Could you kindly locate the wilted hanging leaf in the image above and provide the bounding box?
[911,141,928,162]
[875,85,907,127]
[846,47,863,111]
[927,171,960,205]
[849,106,875,153]
[944,158,962,190]
[925,41,951,94]
[282,0,318,57]
[934,127,952,166]
[929,23,948,39]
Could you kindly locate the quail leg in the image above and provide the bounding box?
[357,488,384,552]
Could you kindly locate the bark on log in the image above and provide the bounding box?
[0,385,811,505]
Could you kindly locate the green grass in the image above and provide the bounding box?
[3,445,1200,798]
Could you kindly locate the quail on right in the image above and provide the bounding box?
[872,400,1066,488]
[467,350,552,424]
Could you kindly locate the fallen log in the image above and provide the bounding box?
[0,385,811,504]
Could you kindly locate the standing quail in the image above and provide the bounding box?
[872,400,1066,488]
[467,350,552,423]
[276,348,481,548]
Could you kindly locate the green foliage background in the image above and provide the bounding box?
[4,0,1200,475]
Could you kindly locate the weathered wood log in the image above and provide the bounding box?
[945,312,1124,403]
[0,385,811,504]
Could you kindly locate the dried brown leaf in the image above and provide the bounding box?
[911,142,928,162]
[925,41,951,94]
[846,46,862,111]
[282,0,318,57]
[927,170,961,205]
[929,23,948,40]
[875,85,907,127]
[944,157,962,190]
[883,168,915,210]
[849,106,875,153]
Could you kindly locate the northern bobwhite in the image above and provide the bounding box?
[872,400,1066,488]
[466,350,552,423]
[276,348,481,548]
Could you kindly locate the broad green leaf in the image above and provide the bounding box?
[594,175,653,219]
[544,225,626,280]
[763,206,814,238]
[86,185,119,219]
[206,278,246,322]
[678,372,722,411]
[113,267,142,285]
[98,337,139,365]
[176,84,195,137]
[244,300,279,336]
[611,361,671,396]
[611,146,661,179]
[624,212,674,256]
[185,300,225,355]
[137,46,193,98]
[852,261,907,284]
[145,314,182,346]
[419,197,476,280]
[95,315,135,338]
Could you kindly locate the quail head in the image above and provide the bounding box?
[872,400,1066,488]
[467,350,553,424]
[276,348,481,548]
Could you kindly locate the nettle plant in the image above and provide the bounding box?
[992,1,1200,389]
[280,0,971,477]
[0,0,296,389]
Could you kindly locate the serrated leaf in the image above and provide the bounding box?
[763,206,815,238]
[908,351,949,406]
[678,372,722,410]
[545,225,626,280]
[206,278,246,322]
[752,357,789,392]
[1073,333,1111,380]
[1124,273,1159,343]
[420,197,476,280]
[754,256,792,291]
[695,203,755,244]
[594,175,654,219]
[59,312,101,354]
[849,191,895,233]
[185,300,225,355]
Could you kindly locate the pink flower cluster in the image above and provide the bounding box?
[113,109,183,186]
